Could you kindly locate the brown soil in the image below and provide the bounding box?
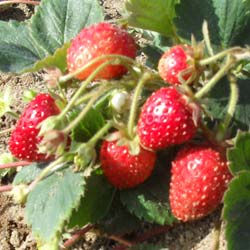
[0,1,228,250]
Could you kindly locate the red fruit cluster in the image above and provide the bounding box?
[169,145,232,221]
[67,22,137,80]
[158,44,196,85]
[9,94,60,162]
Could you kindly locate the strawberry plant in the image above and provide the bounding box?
[1,0,250,249]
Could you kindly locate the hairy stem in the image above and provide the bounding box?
[195,56,235,99]
[88,122,112,146]
[58,60,117,120]
[62,224,94,249]
[108,235,133,247]
[211,219,222,250]
[0,184,13,192]
[127,71,152,138]
[59,54,135,83]
[28,157,65,191]
[0,127,13,136]
[62,86,111,134]
[0,161,31,169]
[198,47,241,66]
[216,74,239,142]
[202,20,214,56]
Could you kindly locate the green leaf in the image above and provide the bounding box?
[120,154,176,225]
[98,195,141,235]
[70,107,105,142]
[223,172,250,250]
[68,174,115,228]
[227,132,250,175]
[212,0,250,47]
[125,0,180,37]
[174,0,221,44]
[0,0,104,73]
[13,162,48,185]
[207,78,250,132]
[30,43,70,73]
[25,168,84,250]
[175,0,250,47]
[130,243,167,250]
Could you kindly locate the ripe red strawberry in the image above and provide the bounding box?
[137,87,199,150]
[158,45,196,85]
[67,22,137,80]
[169,145,232,221]
[9,94,60,162]
[100,138,156,189]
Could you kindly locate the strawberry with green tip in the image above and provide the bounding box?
[100,134,156,189]
[169,145,232,221]
[9,93,60,162]
[137,87,199,150]
[67,22,137,80]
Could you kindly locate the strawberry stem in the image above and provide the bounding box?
[0,127,13,136]
[62,224,94,249]
[211,219,222,250]
[6,111,19,119]
[58,59,118,121]
[59,54,136,83]
[195,56,235,99]
[0,184,12,192]
[202,21,214,57]
[87,122,112,146]
[127,71,152,139]
[198,47,241,66]
[0,160,31,169]
[28,156,66,192]
[108,234,133,247]
[216,74,239,142]
[62,86,112,134]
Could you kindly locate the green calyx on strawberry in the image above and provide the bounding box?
[169,144,232,221]
[67,22,137,80]
[100,131,156,189]
[9,93,61,162]
[158,44,200,85]
[137,87,199,151]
